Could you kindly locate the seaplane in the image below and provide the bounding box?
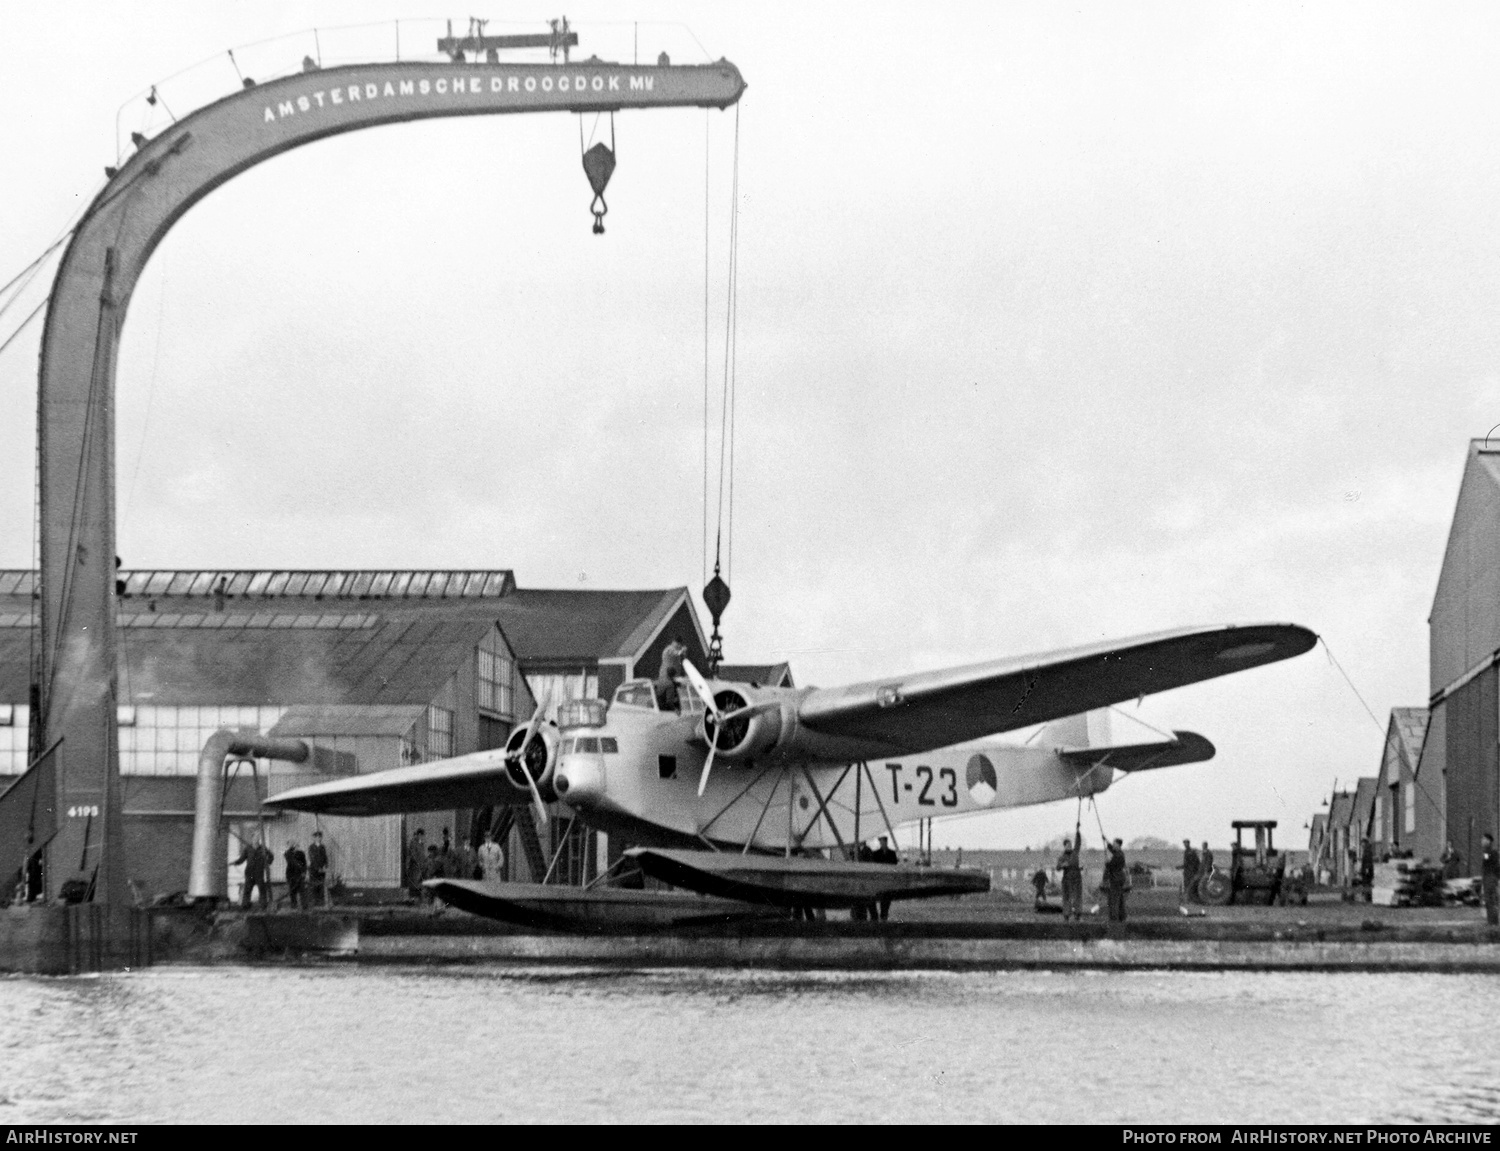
[265,616,1316,927]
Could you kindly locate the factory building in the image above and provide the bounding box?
[1372,707,1437,860]
[1426,439,1500,872]
[0,569,711,900]
[1315,780,1378,888]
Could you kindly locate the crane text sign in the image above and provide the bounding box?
[258,63,743,130]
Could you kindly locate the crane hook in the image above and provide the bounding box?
[580,113,616,235]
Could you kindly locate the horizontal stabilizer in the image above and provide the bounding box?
[1054,730,1215,773]
[263,748,525,817]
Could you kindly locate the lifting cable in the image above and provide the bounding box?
[1318,634,1446,837]
[702,110,710,587]
[705,102,742,583]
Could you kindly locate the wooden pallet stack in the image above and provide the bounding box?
[1370,861,1445,906]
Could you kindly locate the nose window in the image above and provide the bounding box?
[601,737,618,754]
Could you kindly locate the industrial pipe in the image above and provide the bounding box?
[187,729,309,901]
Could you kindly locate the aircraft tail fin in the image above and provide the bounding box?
[1042,708,1215,772]
[1038,709,1111,750]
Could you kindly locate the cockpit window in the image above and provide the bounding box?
[559,738,575,754]
[677,683,705,715]
[577,736,600,753]
[614,681,658,709]
[601,737,618,754]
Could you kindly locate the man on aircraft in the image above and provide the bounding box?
[655,640,689,712]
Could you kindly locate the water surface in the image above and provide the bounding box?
[1,965,1495,1123]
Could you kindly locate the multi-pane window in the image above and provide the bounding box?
[117,706,286,776]
[477,648,514,717]
[427,705,454,758]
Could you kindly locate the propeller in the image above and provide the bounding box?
[681,663,777,797]
[682,663,727,797]
[506,700,552,828]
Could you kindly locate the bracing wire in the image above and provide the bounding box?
[0,299,47,361]
[1318,634,1446,837]
[121,256,169,527]
[0,235,68,310]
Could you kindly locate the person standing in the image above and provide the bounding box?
[405,827,426,899]
[1031,867,1049,910]
[1057,837,1084,921]
[284,841,308,911]
[1181,839,1200,904]
[1482,833,1499,928]
[1103,838,1129,924]
[478,831,505,882]
[1442,842,1464,880]
[1359,836,1375,899]
[306,830,330,908]
[872,836,899,921]
[234,836,272,910]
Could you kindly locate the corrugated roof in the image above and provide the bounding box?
[0,615,493,706]
[0,571,700,668]
[1390,707,1429,767]
[1350,777,1378,836]
[0,569,515,604]
[1327,791,1354,832]
[271,704,424,738]
[718,662,796,688]
[490,588,687,662]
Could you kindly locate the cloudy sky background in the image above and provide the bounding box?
[3,2,1497,849]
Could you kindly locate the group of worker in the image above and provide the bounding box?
[232,830,330,911]
[403,826,508,900]
[1033,835,1132,923]
[1179,839,1217,903]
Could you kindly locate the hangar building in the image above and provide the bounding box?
[0,569,711,900]
[1424,439,1500,872]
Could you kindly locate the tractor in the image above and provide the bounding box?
[1198,820,1286,905]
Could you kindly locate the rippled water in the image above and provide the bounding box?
[1,965,1497,1124]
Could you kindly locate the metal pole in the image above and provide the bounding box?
[541,817,574,885]
[853,760,862,859]
[785,774,794,857]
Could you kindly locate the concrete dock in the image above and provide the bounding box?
[184,890,1500,973]
[9,890,1500,974]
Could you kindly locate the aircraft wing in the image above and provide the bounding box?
[262,748,523,817]
[797,623,1314,754]
[1054,730,1216,773]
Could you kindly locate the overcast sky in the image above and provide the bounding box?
[3,2,1498,850]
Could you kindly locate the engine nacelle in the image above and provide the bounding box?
[700,686,788,763]
[502,722,560,798]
